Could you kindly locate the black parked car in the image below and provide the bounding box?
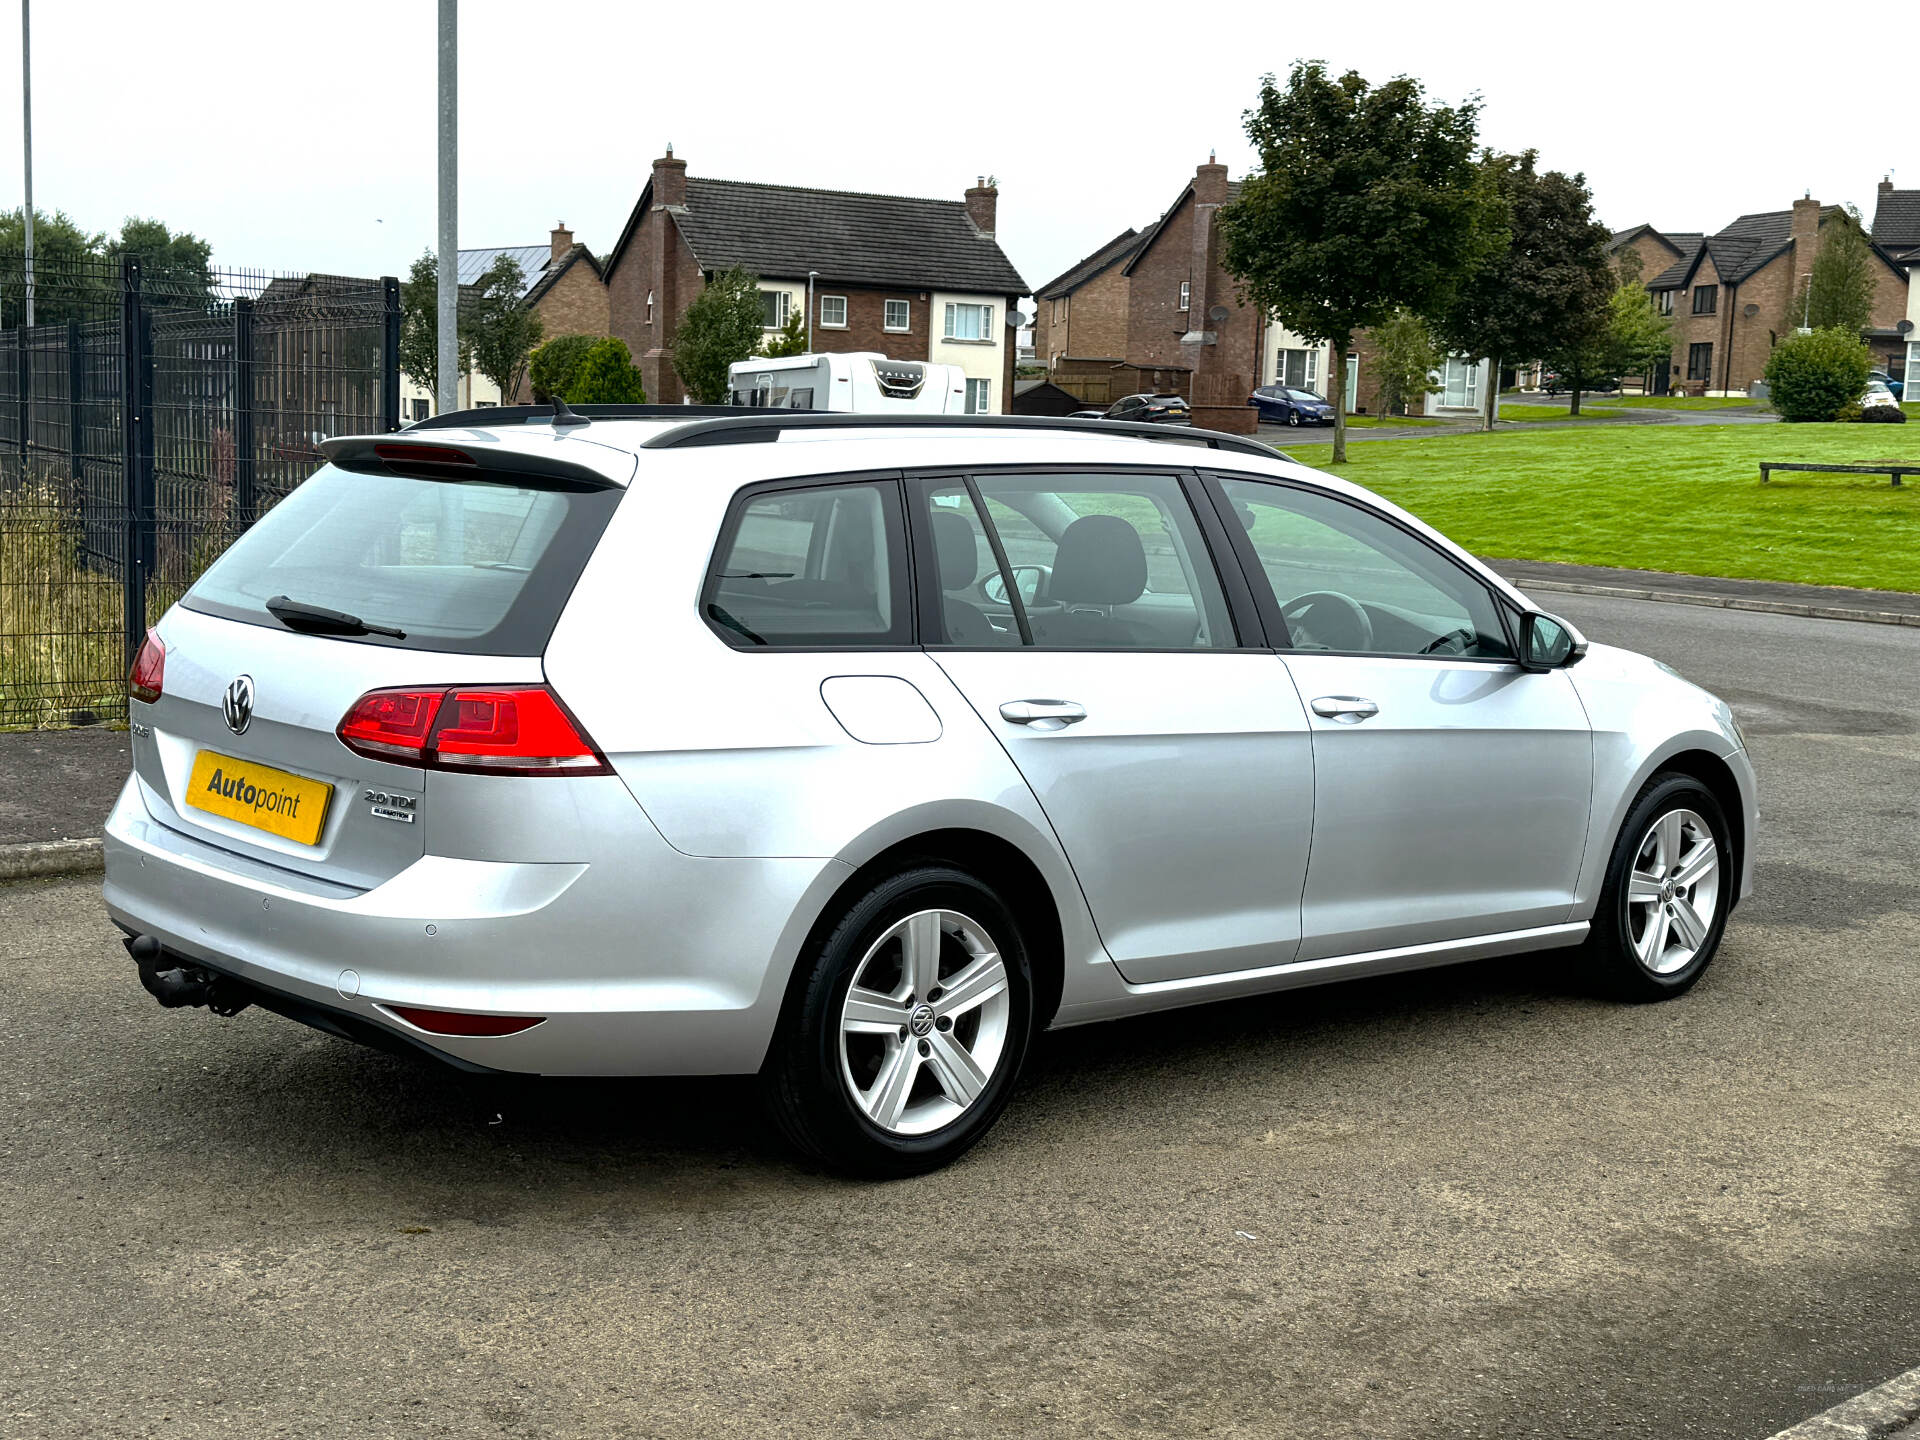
[1070,392,1192,425]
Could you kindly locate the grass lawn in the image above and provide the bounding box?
[1603,395,1759,412]
[1285,422,1920,592]
[1497,404,1621,422]
[1342,414,1444,429]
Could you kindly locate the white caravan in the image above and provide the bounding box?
[728,352,968,413]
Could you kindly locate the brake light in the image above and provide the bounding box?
[337,686,609,775]
[128,629,166,703]
[373,443,474,467]
[385,1005,545,1037]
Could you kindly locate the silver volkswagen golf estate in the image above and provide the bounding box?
[105,408,1757,1175]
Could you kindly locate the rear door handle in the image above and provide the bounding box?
[999,699,1087,731]
[1310,695,1379,723]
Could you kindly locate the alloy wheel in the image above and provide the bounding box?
[838,909,1012,1136]
[1625,808,1721,975]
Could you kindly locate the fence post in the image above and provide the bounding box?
[120,253,153,665]
[66,321,82,480]
[379,275,401,431]
[232,296,256,526]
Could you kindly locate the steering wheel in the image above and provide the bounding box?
[1282,590,1374,651]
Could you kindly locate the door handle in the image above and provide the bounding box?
[1310,695,1379,723]
[999,699,1087,731]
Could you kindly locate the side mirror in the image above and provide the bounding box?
[983,564,1047,607]
[1519,610,1587,672]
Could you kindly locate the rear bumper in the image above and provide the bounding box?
[103,776,849,1076]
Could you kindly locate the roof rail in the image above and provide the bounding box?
[637,412,1289,460]
[406,403,790,431]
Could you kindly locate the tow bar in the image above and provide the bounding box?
[125,935,253,1016]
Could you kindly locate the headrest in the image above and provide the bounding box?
[1050,514,1147,606]
[930,508,981,591]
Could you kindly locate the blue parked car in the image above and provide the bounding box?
[1249,384,1335,426]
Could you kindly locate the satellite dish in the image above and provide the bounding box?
[1208,306,1231,325]
[1899,319,1915,334]
[1742,303,1759,318]
[1008,310,1030,329]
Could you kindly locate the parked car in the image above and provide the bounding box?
[106,406,1756,1176]
[1249,384,1335,426]
[1867,369,1904,400]
[1862,379,1901,411]
[1070,392,1191,425]
[1542,371,1619,396]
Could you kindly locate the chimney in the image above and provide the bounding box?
[1193,152,1230,208]
[550,222,573,264]
[965,175,997,236]
[653,145,688,209]
[1791,194,1821,258]
[1881,175,1895,197]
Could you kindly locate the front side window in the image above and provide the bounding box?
[965,378,991,414]
[1692,284,1718,315]
[703,480,909,648]
[1687,342,1713,381]
[921,472,1235,650]
[820,295,848,329]
[1218,477,1513,660]
[760,290,791,329]
[884,298,910,332]
[944,302,994,341]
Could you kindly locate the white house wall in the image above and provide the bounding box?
[928,291,1008,413]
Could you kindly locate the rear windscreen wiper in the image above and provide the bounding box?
[265,594,406,640]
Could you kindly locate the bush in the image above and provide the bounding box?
[1764,327,1872,422]
[1857,404,1908,423]
[568,338,647,404]
[528,333,600,402]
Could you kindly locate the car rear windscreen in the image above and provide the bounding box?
[181,464,623,654]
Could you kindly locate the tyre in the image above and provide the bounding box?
[763,865,1034,1177]
[1286,411,1301,426]
[1583,773,1732,1001]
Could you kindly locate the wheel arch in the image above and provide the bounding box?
[1649,747,1747,907]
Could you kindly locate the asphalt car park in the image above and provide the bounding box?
[3,590,1916,1438]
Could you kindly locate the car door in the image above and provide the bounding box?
[911,469,1315,985]
[1209,473,1593,962]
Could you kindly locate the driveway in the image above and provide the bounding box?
[2,596,1916,1439]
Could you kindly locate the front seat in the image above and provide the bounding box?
[929,509,997,645]
[1035,514,1156,648]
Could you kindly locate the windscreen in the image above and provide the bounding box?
[181,463,622,654]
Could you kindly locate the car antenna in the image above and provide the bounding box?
[551,395,590,428]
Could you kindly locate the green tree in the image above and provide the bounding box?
[1764,326,1871,422]
[1369,310,1441,416]
[466,255,545,404]
[1792,208,1877,335]
[114,217,213,308]
[570,337,646,404]
[398,250,470,399]
[1598,269,1672,387]
[1434,152,1613,425]
[761,304,809,357]
[1220,62,1490,462]
[673,266,764,403]
[528,333,601,402]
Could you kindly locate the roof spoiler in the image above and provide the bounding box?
[318,434,622,491]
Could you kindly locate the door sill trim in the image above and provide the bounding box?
[1122,921,1590,999]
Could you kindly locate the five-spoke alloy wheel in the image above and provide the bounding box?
[764,865,1033,1176]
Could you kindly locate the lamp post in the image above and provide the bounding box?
[21,0,32,328]
[435,0,458,414]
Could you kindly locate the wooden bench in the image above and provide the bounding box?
[1759,461,1917,486]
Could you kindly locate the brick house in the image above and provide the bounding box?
[1606,224,1703,289]
[1033,228,1141,370]
[398,226,610,418]
[1645,196,1909,395]
[601,149,1027,412]
[1868,180,1920,386]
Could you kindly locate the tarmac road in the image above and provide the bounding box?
[2,593,1916,1439]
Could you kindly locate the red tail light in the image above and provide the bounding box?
[385,1005,545,1037]
[373,443,474,467]
[337,685,609,775]
[128,629,166,704]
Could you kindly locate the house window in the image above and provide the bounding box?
[760,290,791,329]
[1439,356,1478,409]
[965,378,992,414]
[410,398,429,422]
[1687,342,1713,381]
[1178,281,1190,312]
[645,289,654,325]
[1280,347,1320,389]
[944,302,994,341]
[884,299,910,332]
[1692,284,1718,316]
[1655,290,1674,316]
[819,295,848,329]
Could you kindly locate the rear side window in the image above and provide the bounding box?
[182,463,621,654]
[702,479,910,647]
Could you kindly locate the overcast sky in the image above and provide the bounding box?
[0,0,1892,305]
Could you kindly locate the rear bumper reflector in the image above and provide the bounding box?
[383,1005,546,1037]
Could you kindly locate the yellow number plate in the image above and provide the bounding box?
[186,750,333,847]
